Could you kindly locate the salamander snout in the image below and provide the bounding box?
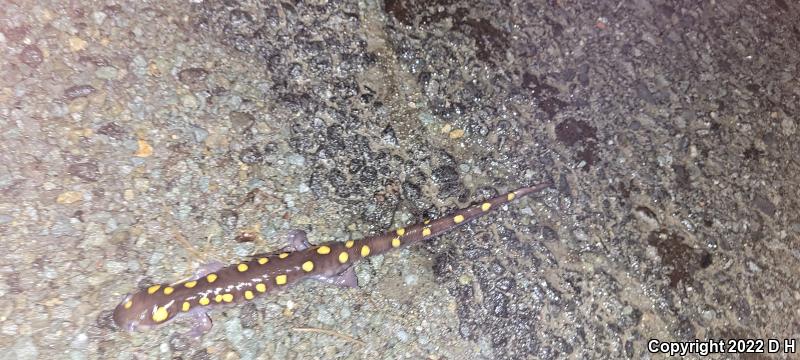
[112,292,158,332]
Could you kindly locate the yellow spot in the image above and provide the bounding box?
[184,281,197,288]
[507,192,516,201]
[182,302,190,312]
[345,240,354,248]
[147,285,161,294]
[424,218,431,224]
[422,227,432,236]
[392,237,401,248]
[275,275,287,285]
[255,283,266,293]
[361,245,371,257]
[279,253,289,259]
[302,261,314,272]
[481,202,491,211]
[454,215,465,224]
[317,246,331,254]
[338,252,349,264]
[123,301,133,309]
[163,287,174,295]
[396,228,405,236]
[215,294,223,303]
[258,257,268,265]
[222,293,233,302]
[244,290,254,300]
[199,297,210,305]
[206,273,218,283]
[237,263,249,272]
[152,306,169,323]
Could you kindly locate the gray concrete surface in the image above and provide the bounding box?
[1,0,798,359]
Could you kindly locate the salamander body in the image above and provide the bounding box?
[113,182,549,333]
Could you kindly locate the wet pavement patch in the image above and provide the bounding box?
[647,230,712,288]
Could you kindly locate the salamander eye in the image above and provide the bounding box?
[118,294,133,308]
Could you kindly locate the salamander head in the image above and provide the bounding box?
[113,288,175,331]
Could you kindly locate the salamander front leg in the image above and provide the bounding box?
[183,308,213,338]
[193,261,225,279]
[168,261,225,287]
[312,267,359,288]
[250,230,310,260]
[286,229,310,251]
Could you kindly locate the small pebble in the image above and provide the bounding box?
[70,333,88,349]
[148,62,162,77]
[51,218,75,236]
[419,112,434,125]
[286,154,305,166]
[145,253,167,270]
[747,261,761,273]
[192,126,209,143]
[2,322,18,335]
[12,336,38,360]
[234,243,254,257]
[19,45,44,68]
[395,329,410,342]
[404,274,418,286]
[69,37,88,52]
[224,318,244,345]
[92,11,107,25]
[297,183,310,193]
[135,139,153,157]
[622,305,633,315]
[178,68,209,85]
[69,350,87,360]
[339,307,351,319]
[449,129,465,139]
[57,191,83,204]
[68,98,88,113]
[67,162,101,182]
[64,85,97,100]
[97,122,127,139]
[316,307,335,326]
[283,193,295,208]
[95,66,118,80]
[180,94,198,109]
[105,260,128,275]
[43,267,59,279]
[781,117,796,136]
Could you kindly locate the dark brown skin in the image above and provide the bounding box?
[113,182,550,333]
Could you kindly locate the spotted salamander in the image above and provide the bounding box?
[113,182,550,334]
